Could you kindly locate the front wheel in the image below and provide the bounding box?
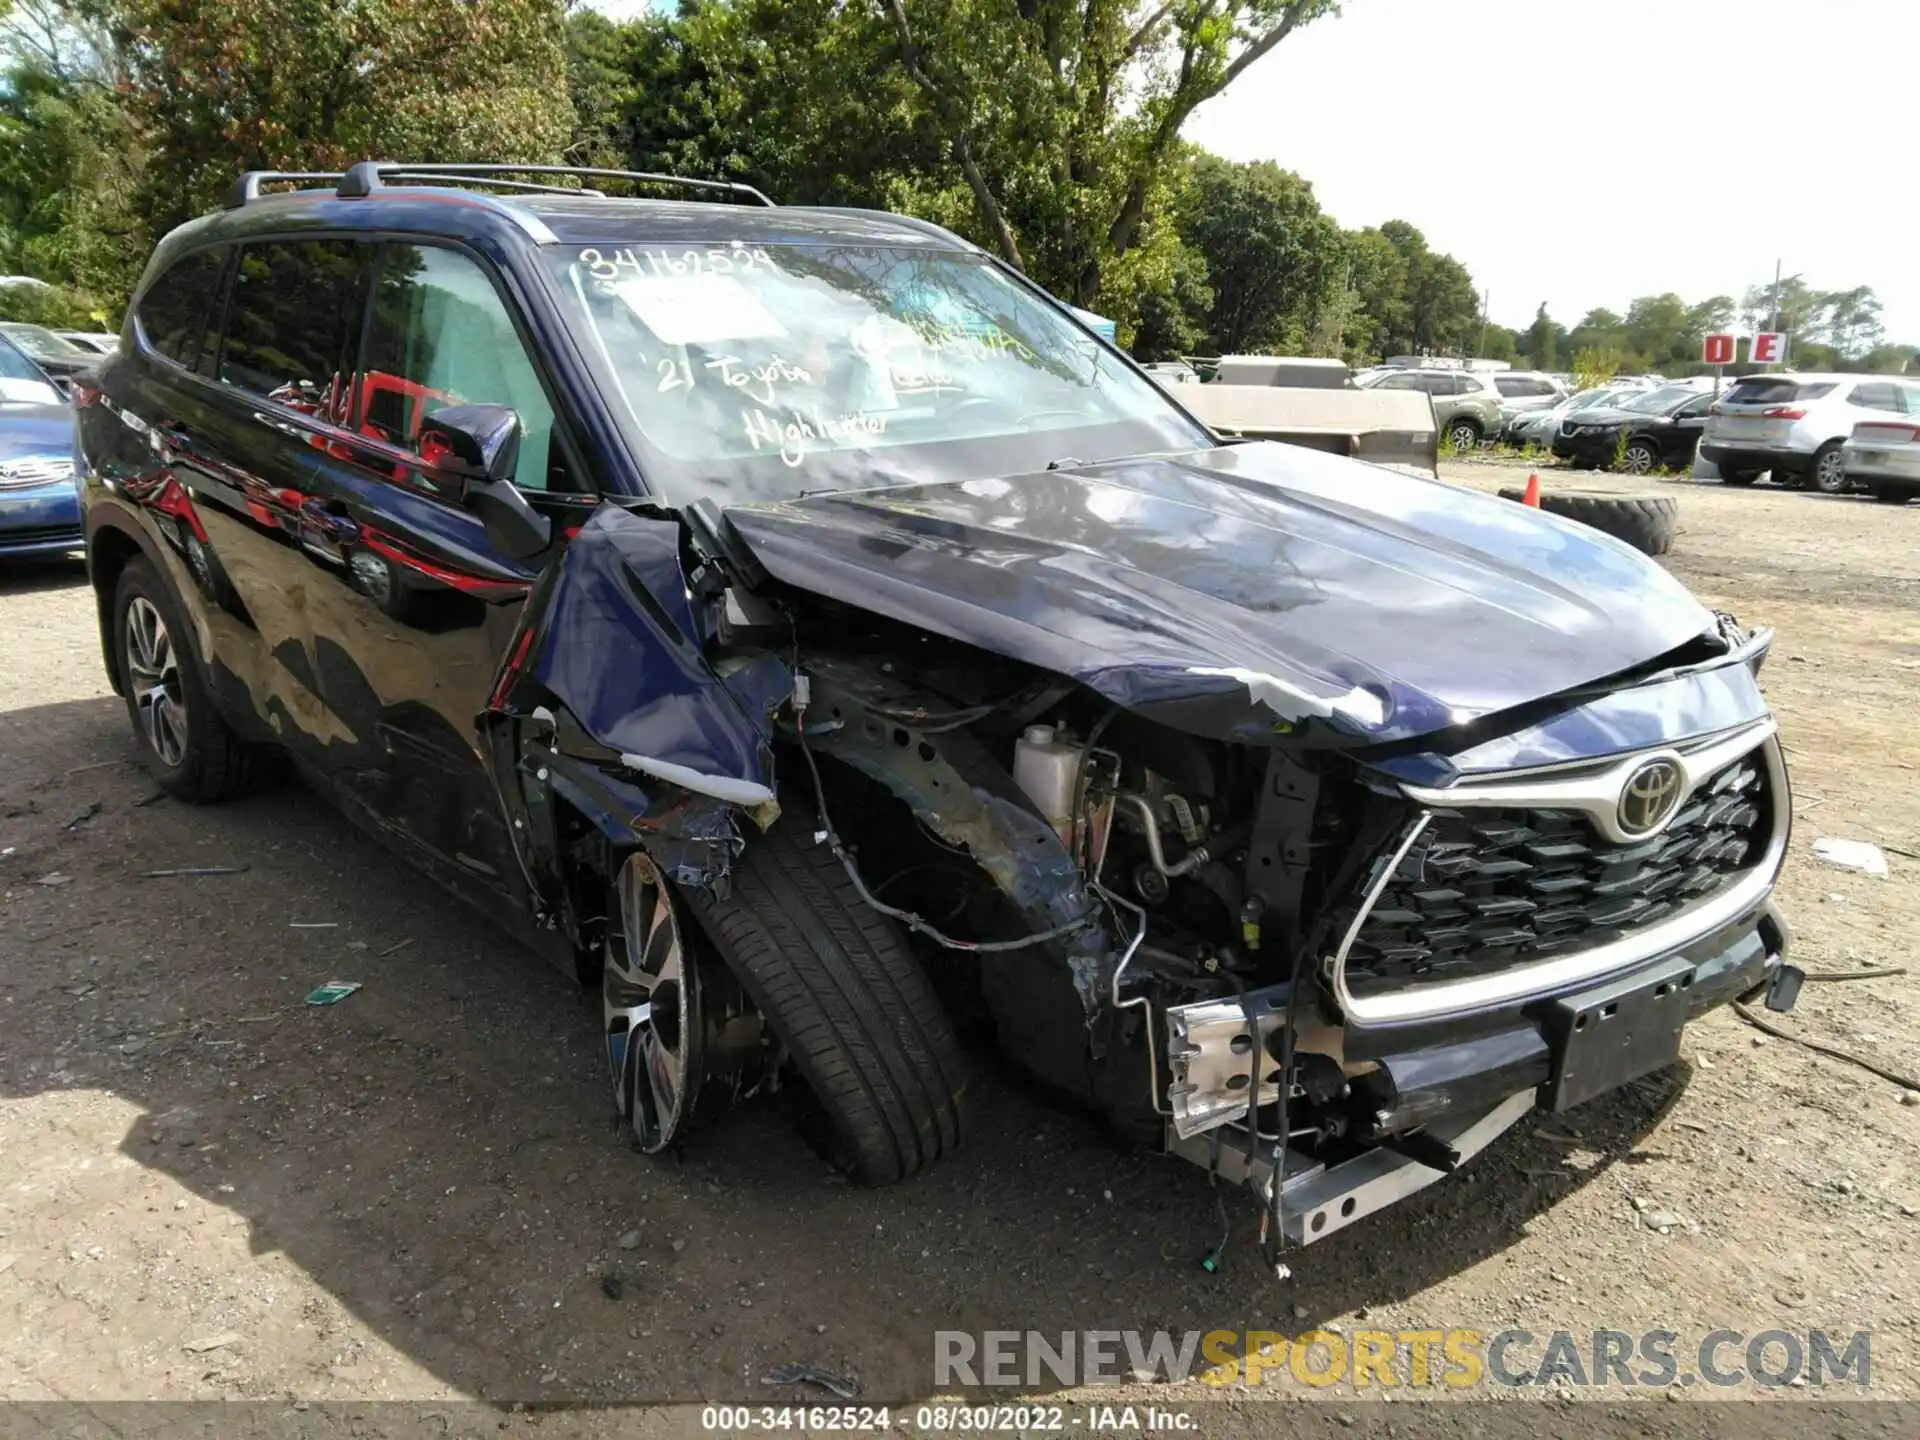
[1810,442,1847,494]
[684,796,966,1186]
[1446,418,1482,452]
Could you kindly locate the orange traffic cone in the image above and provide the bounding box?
[1522,472,1541,507]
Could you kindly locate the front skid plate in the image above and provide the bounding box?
[1168,1089,1536,1247]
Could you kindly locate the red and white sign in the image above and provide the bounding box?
[1702,333,1736,366]
[1750,331,1788,365]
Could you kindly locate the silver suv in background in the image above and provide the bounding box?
[1700,373,1920,492]
[1491,370,1568,419]
[1359,367,1503,450]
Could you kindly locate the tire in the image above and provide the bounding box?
[683,794,966,1186]
[1446,417,1482,452]
[111,559,272,801]
[1719,467,1760,486]
[1498,486,1679,556]
[1619,439,1659,476]
[1810,442,1847,495]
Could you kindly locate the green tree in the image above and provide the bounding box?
[871,0,1341,316]
[1177,154,1342,354]
[1522,303,1560,371]
[0,0,142,317]
[98,0,573,235]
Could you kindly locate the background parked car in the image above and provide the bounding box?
[57,330,119,356]
[0,333,79,557]
[0,321,97,389]
[1505,384,1644,447]
[1700,372,1920,492]
[1841,416,1920,504]
[1550,381,1716,474]
[1489,370,1567,419]
[1358,366,1503,450]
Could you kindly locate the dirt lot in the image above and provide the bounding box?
[2,468,1917,1425]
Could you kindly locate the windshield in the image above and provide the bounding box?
[545,243,1208,504]
[1564,387,1619,412]
[1622,385,1697,414]
[0,322,87,361]
[0,336,61,405]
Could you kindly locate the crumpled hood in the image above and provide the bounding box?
[724,442,1715,745]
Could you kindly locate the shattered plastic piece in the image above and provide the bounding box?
[1812,838,1889,878]
[140,865,249,878]
[305,982,362,1006]
[761,1363,860,1399]
[63,801,102,830]
[619,752,776,807]
[34,873,70,886]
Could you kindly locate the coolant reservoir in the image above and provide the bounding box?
[1012,724,1081,842]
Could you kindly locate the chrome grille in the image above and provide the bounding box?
[0,456,76,490]
[1342,749,1771,997]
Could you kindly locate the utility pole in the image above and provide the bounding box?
[1769,258,1783,332]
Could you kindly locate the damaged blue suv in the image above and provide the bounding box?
[78,164,1792,1251]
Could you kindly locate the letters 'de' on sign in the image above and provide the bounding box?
[1701,334,1735,366]
[1750,331,1788,365]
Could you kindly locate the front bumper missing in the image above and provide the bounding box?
[1161,900,1788,1246]
[1171,1090,1537,1247]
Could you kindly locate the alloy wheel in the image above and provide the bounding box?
[604,852,703,1153]
[1448,422,1479,452]
[1814,449,1846,494]
[124,596,188,768]
[1622,444,1656,476]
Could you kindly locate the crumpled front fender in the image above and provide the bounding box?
[483,505,790,909]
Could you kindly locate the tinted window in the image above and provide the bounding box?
[1372,373,1423,391]
[1722,377,1834,406]
[1900,385,1920,415]
[138,248,229,370]
[1849,382,1901,411]
[1417,374,1455,395]
[359,244,558,491]
[1494,375,1553,398]
[217,240,366,419]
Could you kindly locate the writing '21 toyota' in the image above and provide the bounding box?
[76,164,1795,1257]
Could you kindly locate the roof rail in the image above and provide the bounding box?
[225,163,774,210]
[340,161,774,206]
[222,171,346,209]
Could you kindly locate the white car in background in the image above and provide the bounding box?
[1504,383,1647,447]
[1700,373,1920,493]
[1841,418,1920,505]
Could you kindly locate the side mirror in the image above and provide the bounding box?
[419,404,551,561]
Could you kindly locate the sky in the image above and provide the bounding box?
[585,0,1918,341]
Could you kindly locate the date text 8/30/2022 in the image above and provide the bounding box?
[700,1406,1198,1431]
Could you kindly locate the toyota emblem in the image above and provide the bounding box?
[1618,758,1684,837]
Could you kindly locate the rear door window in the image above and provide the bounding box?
[216,239,368,424]
[137,248,230,372]
[357,244,560,491]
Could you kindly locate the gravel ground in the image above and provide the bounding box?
[1,468,1916,1428]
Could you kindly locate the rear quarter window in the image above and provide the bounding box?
[137,248,230,370]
